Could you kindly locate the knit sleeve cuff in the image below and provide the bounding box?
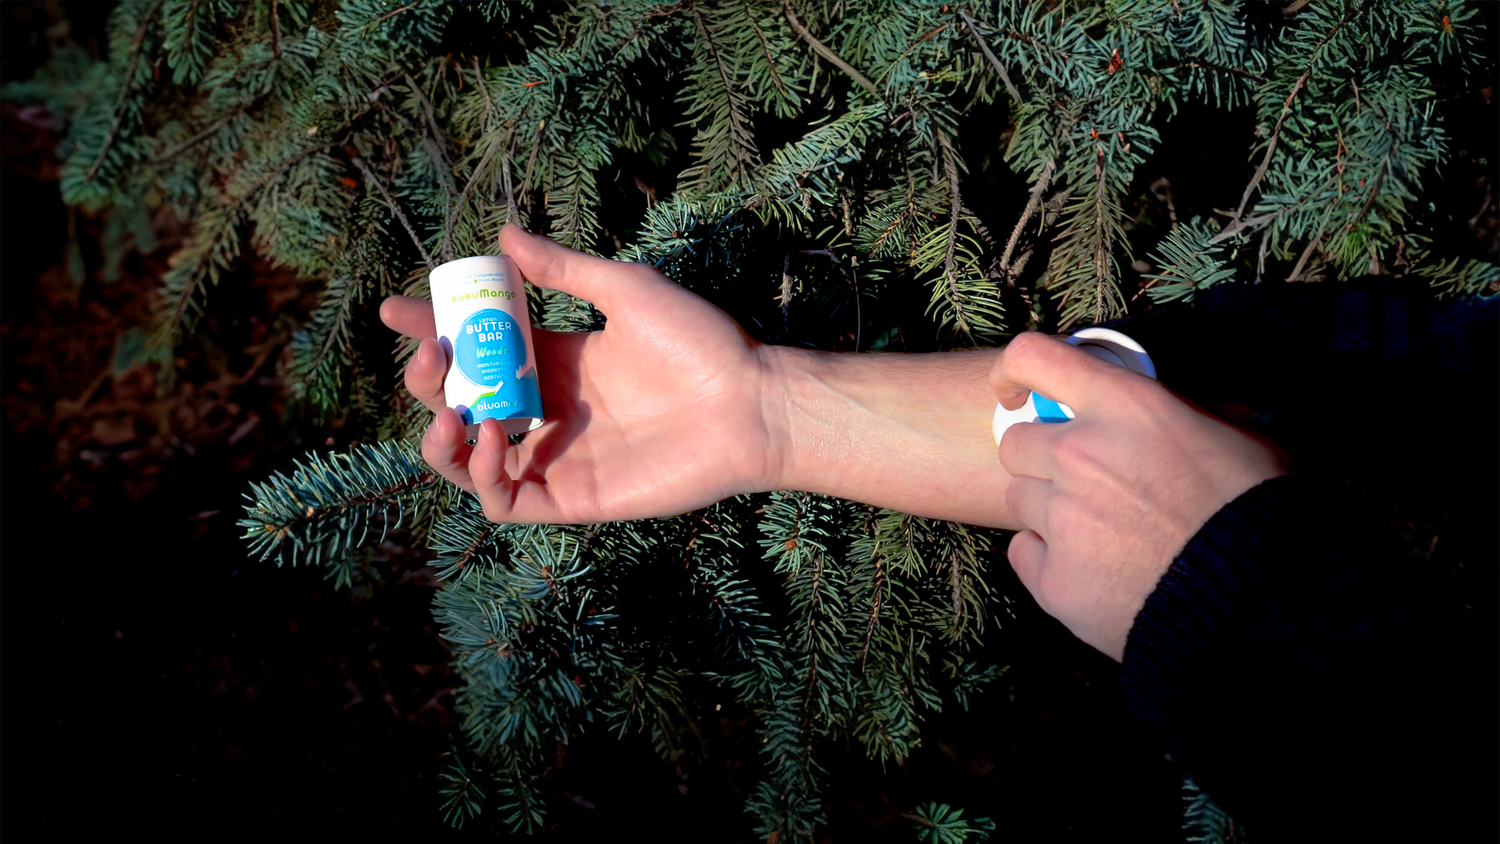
[1118,473,1410,825]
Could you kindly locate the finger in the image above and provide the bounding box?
[989,331,1122,414]
[421,408,476,492]
[1003,474,1054,537]
[1006,529,1047,597]
[996,418,1061,481]
[499,222,668,316]
[469,419,520,522]
[380,295,437,339]
[404,337,448,415]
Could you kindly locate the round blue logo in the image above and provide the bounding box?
[454,308,523,387]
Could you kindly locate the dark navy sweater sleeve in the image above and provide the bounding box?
[1120,473,1488,838]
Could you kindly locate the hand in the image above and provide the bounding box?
[990,332,1291,661]
[380,224,782,523]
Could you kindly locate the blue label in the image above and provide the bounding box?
[456,309,520,386]
[453,308,543,425]
[1032,393,1071,423]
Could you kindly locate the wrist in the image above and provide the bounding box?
[751,342,810,495]
[750,342,1019,528]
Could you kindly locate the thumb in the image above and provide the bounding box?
[989,332,1116,415]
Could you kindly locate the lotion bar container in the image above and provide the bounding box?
[429,255,544,437]
[991,327,1156,445]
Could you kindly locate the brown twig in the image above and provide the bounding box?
[351,156,435,270]
[374,3,416,25]
[270,0,282,59]
[783,0,879,98]
[405,72,458,260]
[86,1,160,183]
[446,135,503,246]
[1001,159,1054,273]
[959,10,1023,104]
[472,58,494,128]
[1287,204,1334,282]
[1231,3,1363,223]
[155,113,239,162]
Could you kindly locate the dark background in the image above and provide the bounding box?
[4,2,1496,840]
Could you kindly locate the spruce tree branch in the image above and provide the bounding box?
[502,146,518,226]
[799,559,824,755]
[1231,72,1308,222]
[161,208,243,341]
[405,72,458,260]
[258,471,439,536]
[1287,202,1335,282]
[748,14,791,100]
[690,4,757,184]
[155,111,241,162]
[783,0,879,99]
[1090,164,1112,322]
[959,11,1022,104]
[451,523,495,573]
[270,0,281,59]
[304,283,366,391]
[351,155,436,270]
[1163,60,1265,83]
[1345,158,1388,233]
[375,3,417,25]
[1231,2,1363,222]
[86,0,161,183]
[472,57,494,128]
[858,550,885,670]
[1000,159,1053,274]
[938,129,966,325]
[949,545,964,632]
[520,119,544,206]
[447,135,503,246]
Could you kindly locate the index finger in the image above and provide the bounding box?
[988,331,1122,413]
[380,294,436,339]
[499,222,671,316]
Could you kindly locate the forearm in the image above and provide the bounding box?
[758,345,1020,529]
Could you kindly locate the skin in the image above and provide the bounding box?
[381,223,1287,661]
[990,333,1290,661]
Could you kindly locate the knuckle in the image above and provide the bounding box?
[1004,475,1026,513]
[1003,332,1046,370]
[1050,432,1091,470]
[985,350,1008,393]
[479,495,507,523]
[997,425,1022,469]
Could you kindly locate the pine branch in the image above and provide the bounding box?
[1232,1,1365,222]
[239,439,439,583]
[1001,160,1053,275]
[405,71,459,260]
[351,155,436,269]
[959,10,1022,104]
[783,0,879,98]
[447,133,503,243]
[85,0,160,184]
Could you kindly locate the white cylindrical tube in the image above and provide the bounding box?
[429,255,545,437]
[991,327,1156,445]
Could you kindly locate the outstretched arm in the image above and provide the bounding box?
[380,223,1023,529]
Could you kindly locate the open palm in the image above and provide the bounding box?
[380,224,781,524]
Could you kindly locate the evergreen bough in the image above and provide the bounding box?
[10,0,1494,837]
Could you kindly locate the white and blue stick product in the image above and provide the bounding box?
[430,255,545,437]
[991,327,1157,446]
